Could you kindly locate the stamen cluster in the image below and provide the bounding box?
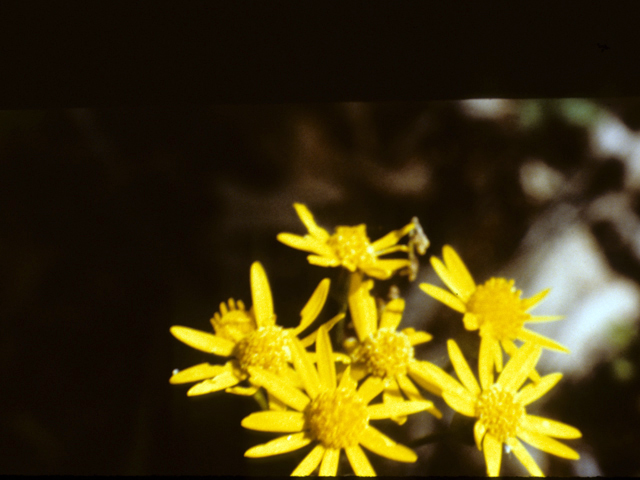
[326,225,376,271]
[305,387,369,449]
[354,328,413,378]
[234,325,290,375]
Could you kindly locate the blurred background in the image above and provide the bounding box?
[1,99,639,475]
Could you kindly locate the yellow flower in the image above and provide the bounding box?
[420,245,568,375]
[277,203,419,280]
[242,324,433,476]
[169,261,338,403]
[346,271,444,423]
[431,339,581,476]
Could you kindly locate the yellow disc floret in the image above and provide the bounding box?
[466,278,530,341]
[326,225,377,272]
[305,387,369,449]
[211,299,257,343]
[234,325,290,376]
[354,328,414,378]
[476,383,525,445]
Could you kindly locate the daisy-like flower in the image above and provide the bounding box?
[242,324,433,476]
[420,245,568,376]
[429,339,581,477]
[277,203,422,280]
[169,261,338,403]
[346,272,444,423]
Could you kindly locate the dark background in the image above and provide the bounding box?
[0,100,639,475]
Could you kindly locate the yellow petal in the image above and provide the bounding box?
[338,365,357,391]
[518,328,570,353]
[276,233,335,257]
[170,363,227,384]
[474,421,486,450]
[348,273,377,341]
[241,411,305,433]
[247,366,310,411]
[396,373,424,401]
[491,336,503,372]
[292,444,324,476]
[420,283,467,313]
[345,445,375,476]
[521,415,582,439]
[375,244,410,256]
[293,203,330,240]
[294,278,330,335]
[361,265,395,280]
[515,372,562,406]
[287,337,321,400]
[277,232,320,254]
[408,361,464,397]
[518,430,580,460]
[318,447,340,476]
[497,342,542,392]
[382,377,406,424]
[365,259,411,279]
[371,222,414,251]
[316,324,336,389]
[405,372,438,399]
[430,256,464,298]
[349,362,368,382]
[170,326,235,356]
[510,439,544,476]
[483,434,503,477]
[307,254,341,267]
[462,312,479,331]
[357,376,385,404]
[447,340,481,396]
[442,390,476,417]
[359,425,417,463]
[478,337,494,391]
[268,392,288,411]
[225,385,259,396]
[379,298,405,330]
[442,245,476,300]
[398,373,443,417]
[526,314,565,323]
[187,370,240,396]
[404,329,432,346]
[367,400,433,419]
[245,431,312,458]
[300,313,346,348]
[521,288,550,311]
[250,262,274,328]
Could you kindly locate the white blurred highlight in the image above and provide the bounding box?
[519,159,565,202]
[511,221,640,379]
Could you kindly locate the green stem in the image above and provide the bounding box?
[252,388,268,411]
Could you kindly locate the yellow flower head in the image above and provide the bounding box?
[210,298,256,343]
[242,324,433,476]
[432,339,581,477]
[346,272,444,422]
[169,261,336,400]
[277,203,422,280]
[420,245,569,374]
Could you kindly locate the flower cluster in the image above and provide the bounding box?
[169,203,582,476]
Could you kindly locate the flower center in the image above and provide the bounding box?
[476,384,525,444]
[234,325,290,375]
[466,278,530,341]
[211,299,257,343]
[305,387,369,449]
[327,225,377,271]
[354,328,414,378]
